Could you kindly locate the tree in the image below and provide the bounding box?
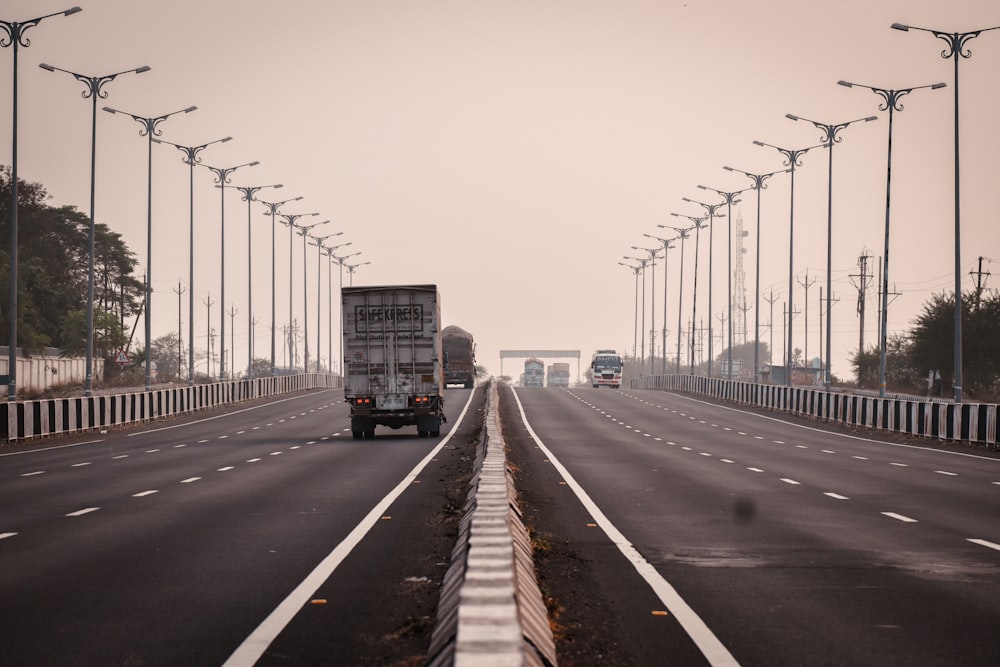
[0,167,143,354]
[59,309,129,358]
[909,291,1000,401]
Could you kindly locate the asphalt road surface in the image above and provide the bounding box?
[0,387,482,667]
[503,385,1000,667]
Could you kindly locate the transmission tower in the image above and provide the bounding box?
[733,211,749,345]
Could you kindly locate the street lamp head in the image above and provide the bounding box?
[837,80,855,89]
[890,22,909,31]
[785,113,800,121]
[38,63,55,72]
[65,7,83,16]
[135,65,152,74]
[182,105,197,114]
[931,82,947,90]
[752,139,766,146]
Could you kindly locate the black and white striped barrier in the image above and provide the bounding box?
[1,374,341,442]
[630,375,997,447]
[429,381,557,667]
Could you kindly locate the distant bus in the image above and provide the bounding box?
[591,349,622,388]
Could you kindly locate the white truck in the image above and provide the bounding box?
[342,284,446,439]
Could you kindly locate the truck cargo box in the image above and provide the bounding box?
[342,284,445,438]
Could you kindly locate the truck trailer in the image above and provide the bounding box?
[342,284,445,439]
[547,362,570,387]
[442,325,476,388]
[523,358,545,387]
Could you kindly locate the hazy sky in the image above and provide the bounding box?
[2,0,998,381]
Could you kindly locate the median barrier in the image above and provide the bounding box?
[629,374,997,448]
[428,380,557,667]
[1,373,342,442]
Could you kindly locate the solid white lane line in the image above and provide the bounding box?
[180,477,201,483]
[224,387,477,667]
[132,490,158,497]
[968,538,1000,552]
[508,389,738,667]
[824,492,850,500]
[882,512,918,523]
[66,507,99,517]
[780,478,801,485]
[0,532,17,539]
[20,471,45,477]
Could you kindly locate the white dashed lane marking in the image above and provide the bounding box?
[882,512,918,523]
[66,507,99,517]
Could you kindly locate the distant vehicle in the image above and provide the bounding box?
[523,358,545,387]
[442,325,476,388]
[547,362,570,387]
[342,284,445,439]
[591,349,623,388]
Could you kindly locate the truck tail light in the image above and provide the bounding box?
[355,397,371,406]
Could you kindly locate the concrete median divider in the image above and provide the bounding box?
[428,380,557,667]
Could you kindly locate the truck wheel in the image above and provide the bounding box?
[430,428,440,437]
[365,429,376,440]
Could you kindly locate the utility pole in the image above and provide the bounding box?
[173,281,185,380]
[716,311,728,377]
[228,305,238,379]
[970,256,991,311]
[797,271,817,366]
[764,290,780,370]
[203,294,214,378]
[850,251,873,354]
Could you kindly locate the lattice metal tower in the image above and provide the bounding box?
[733,211,749,344]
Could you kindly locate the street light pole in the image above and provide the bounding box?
[891,22,999,403]
[295,220,331,373]
[672,211,712,374]
[40,61,150,396]
[698,184,750,380]
[631,246,662,375]
[1,6,82,400]
[234,182,282,381]
[838,79,946,398]
[623,255,650,371]
[278,212,318,370]
[660,224,693,374]
[105,104,198,391]
[682,197,725,378]
[785,113,877,391]
[154,135,232,386]
[753,139,824,386]
[618,262,642,361]
[259,197,302,377]
[644,233,677,374]
[201,159,259,380]
[345,262,370,286]
[723,166,788,383]
[324,243,353,375]
[308,232,341,372]
[331,251,360,375]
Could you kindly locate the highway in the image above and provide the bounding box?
[506,386,1000,667]
[0,387,480,667]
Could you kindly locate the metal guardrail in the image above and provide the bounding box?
[1,374,342,442]
[630,374,997,447]
[428,381,557,667]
